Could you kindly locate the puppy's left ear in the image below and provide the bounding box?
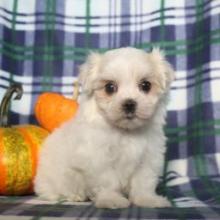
[79,52,103,95]
[150,48,175,90]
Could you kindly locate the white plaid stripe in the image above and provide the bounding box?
[0,1,219,32]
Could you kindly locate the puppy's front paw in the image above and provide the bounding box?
[131,194,171,208]
[95,192,130,209]
[38,193,60,202]
[66,193,87,202]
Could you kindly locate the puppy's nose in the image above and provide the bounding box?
[122,99,137,114]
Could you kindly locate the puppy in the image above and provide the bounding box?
[34,47,174,209]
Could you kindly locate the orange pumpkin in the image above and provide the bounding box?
[35,84,79,132]
[0,83,49,195]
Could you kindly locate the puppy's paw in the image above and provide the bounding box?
[95,192,130,209]
[66,193,87,202]
[131,194,171,208]
[38,193,60,202]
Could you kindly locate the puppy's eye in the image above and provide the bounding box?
[139,80,151,93]
[104,81,117,95]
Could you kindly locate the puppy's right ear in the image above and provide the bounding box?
[150,48,175,90]
[79,52,102,95]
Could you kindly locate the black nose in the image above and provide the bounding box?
[122,99,137,114]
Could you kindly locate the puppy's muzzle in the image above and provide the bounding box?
[122,99,137,115]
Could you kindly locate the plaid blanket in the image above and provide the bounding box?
[0,0,220,219]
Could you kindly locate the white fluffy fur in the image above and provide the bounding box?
[34,47,175,209]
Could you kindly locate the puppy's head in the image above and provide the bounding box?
[79,47,174,130]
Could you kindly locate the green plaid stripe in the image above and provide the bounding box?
[166,119,220,134]
[42,0,56,91]
[194,0,207,178]
[192,0,218,203]
[85,0,91,49]
[159,0,165,49]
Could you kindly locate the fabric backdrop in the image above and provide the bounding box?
[0,0,220,210]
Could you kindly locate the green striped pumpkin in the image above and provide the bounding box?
[0,84,48,195]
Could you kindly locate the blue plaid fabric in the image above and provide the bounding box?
[0,0,220,219]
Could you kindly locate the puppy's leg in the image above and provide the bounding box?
[35,168,87,202]
[89,169,130,209]
[34,172,61,201]
[95,190,130,209]
[129,164,171,208]
[63,169,87,202]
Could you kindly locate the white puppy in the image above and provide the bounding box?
[34,47,174,209]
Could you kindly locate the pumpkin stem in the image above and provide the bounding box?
[0,83,23,127]
[73,81,79,100]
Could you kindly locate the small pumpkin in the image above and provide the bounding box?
[35,83,79,132]
[0,83,49,195]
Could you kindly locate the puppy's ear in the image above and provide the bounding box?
[79,52,102,95]
[150,48,175,90]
